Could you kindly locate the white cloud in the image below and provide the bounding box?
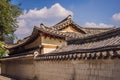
[112,13,120,22]
[84,22,114,28]
[15,3,73,39]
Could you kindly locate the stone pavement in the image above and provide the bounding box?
[0,75,15,80]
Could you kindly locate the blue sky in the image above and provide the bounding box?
[11,0,120,39]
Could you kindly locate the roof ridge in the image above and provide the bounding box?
[53,15,72,26]
[50,15,72,30]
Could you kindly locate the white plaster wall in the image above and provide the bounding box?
[61,26,79,32]
[43,48,56,54]
[41,36,66,46]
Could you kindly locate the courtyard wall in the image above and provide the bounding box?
[1,59,35,80]
[34,59,120,80]
[1,53,120,80]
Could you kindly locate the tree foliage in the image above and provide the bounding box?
[0,41,6,57]
[0,0,22,41]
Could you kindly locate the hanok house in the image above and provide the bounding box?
[0,15,118,80]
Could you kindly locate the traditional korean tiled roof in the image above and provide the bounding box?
[36,28,120,61]
[4,25,93,49]
[68,27,120,44]
[5,15,115,49]
[51,28,120,53]
[37,24,92,39]
[52,35,120,53]
[5,37,29,49]
[5,26,66,49]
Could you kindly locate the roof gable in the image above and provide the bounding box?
[50,15,86,34]
[61,25,80,32]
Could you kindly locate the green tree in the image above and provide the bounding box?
[0,41,6,57]
[0,0,22,41]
